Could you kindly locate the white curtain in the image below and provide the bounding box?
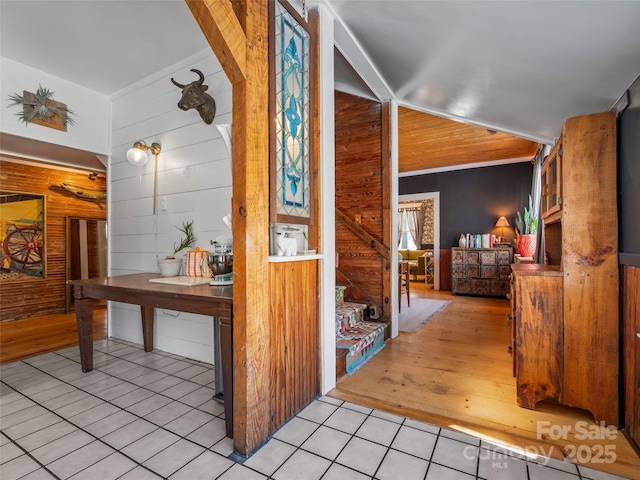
[405,208,421,250]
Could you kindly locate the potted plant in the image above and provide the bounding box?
[158,220,196,276]
[515,195,538,258]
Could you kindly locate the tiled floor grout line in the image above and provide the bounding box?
[50,342,220,414]
[1,428,62,480]
[2,341,232,480]
[303,397,484,480]
[1,339,631,480]
[320,400,388,480]
[426,429,478,480]
[1,367,223,480]
[20,348,223,426]
[267,413,325,479]
[422,428,437,480]
[368,412,404,480]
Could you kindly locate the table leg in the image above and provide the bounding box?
[219,319,233,439]
[75,298,94,372]
[213,317,224,403]
[141,306,154,352]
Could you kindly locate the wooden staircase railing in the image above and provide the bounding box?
[335,207,390,260]
[335,206,390,322]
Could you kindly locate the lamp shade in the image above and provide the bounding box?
[495,216,510,228]
[126,146,149,166]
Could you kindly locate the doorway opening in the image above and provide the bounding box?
[398,192,440,290]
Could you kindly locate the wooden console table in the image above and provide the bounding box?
[69,273,234,437]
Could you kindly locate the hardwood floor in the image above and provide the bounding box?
[0,307,107,364]
[332,280,640,479]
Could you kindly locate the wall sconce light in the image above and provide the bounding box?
[126,140,161,214]
[126,141,161,166]
[495,215,510,241]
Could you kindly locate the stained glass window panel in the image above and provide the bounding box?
[275,1,310,218]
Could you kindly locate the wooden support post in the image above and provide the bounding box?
[186,0,270,456]
[381,101,392,317]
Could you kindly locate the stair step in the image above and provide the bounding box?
[335,289,385,376]
[336,348,348,378]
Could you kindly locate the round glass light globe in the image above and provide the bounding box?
[126,148,148,166]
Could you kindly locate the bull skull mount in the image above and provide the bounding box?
[171,69,216,125]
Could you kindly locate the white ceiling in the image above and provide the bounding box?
[0,0,210,95]
[326,0,640,143]
[2,0,640,166]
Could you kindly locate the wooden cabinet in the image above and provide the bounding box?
[451,247,512,297]
[511,111,619,427]
[510,265,563,408]
[540,140,562,224]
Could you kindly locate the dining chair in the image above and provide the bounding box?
[399,260,410,312]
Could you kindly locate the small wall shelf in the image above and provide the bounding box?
[269,254,323,263]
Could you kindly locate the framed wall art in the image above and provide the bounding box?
[0,191,46,282]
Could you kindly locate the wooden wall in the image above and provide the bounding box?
[439,248,452,291]
[0,157,106,321]
[269,259,320,431]
[335,91,389,317]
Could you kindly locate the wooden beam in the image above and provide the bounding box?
[381,101,392,317]
[229,0,270,456]
[186,0,270,456]
[186,0,247,84]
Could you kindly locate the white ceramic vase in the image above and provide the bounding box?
[158,258,182,277]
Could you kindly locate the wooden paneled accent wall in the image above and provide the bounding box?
[0,157,106,321]
[335,91,390,317]
[439,248,452,291]
[269,259,320,431]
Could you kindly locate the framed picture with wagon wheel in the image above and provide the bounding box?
[0,191,46,282]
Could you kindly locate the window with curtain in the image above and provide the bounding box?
[398,207,421,250]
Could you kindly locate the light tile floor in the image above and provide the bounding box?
[0,338,630,480]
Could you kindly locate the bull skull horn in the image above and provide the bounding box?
[191,69,205,86]
[171,77,185,89]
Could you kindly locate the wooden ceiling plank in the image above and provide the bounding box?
[398,106,538,173]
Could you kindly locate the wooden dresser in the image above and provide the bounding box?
[509,111,619,426]
[452,247,512,297]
